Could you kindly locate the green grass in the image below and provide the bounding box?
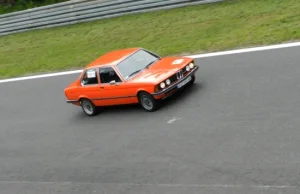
[1,0,300,79]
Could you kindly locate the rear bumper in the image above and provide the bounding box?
[151,66,198,98]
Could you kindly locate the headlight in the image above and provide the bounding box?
[186,65,191,71]
[160,82,166,88]
[166,79,171,85]
[189,62,195,69]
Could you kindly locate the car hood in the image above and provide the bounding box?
[131,56,193,83]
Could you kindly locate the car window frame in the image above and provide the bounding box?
[80,68,100,86]
[98,65,124,85]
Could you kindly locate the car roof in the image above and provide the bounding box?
[84,47,140,69]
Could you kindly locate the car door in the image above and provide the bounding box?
[78,68,103,106]
[97,66,136,106]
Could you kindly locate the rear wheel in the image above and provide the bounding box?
[80,98,97,116]
[138,92,159,112]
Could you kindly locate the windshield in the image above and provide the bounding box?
[116,49,160,80]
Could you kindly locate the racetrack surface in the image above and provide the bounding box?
[0,46,300,194]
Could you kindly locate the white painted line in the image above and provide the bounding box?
[187,41,300,58]
[167,117,181,123]
[1,41,300,84]
[0,70,82,83]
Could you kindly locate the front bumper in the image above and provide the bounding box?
[151,66,199,98]
[66,100,78,103]
[66,99,81,106]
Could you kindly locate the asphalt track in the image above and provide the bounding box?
[1,45,300,194]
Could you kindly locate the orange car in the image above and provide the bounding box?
[64,48,198,116]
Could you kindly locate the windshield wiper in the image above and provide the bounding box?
[126,69,143,79]
[125,59,160,79]
[145,59,160,68]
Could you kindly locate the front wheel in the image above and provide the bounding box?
[80,98,97,116]
[191,75,195,84]
[138,92,159,112]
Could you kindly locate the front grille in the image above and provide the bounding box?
[169,74,177,83]
[168,68,186,85]
[168,65,193,85]
[176,70,184,79]
[181,66,190,76]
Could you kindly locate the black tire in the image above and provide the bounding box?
[138,92,159,112]
[80,98,97,116]
[191,75,195,84]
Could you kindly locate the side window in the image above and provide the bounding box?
[99,67,122,84]
[81,69,98,85]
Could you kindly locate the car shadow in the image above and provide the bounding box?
[71,81,204,120]
[159,81,204,109]
[102,81,204,113]
[98,103,143,114]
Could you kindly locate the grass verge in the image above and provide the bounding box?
[0,0,300,79]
